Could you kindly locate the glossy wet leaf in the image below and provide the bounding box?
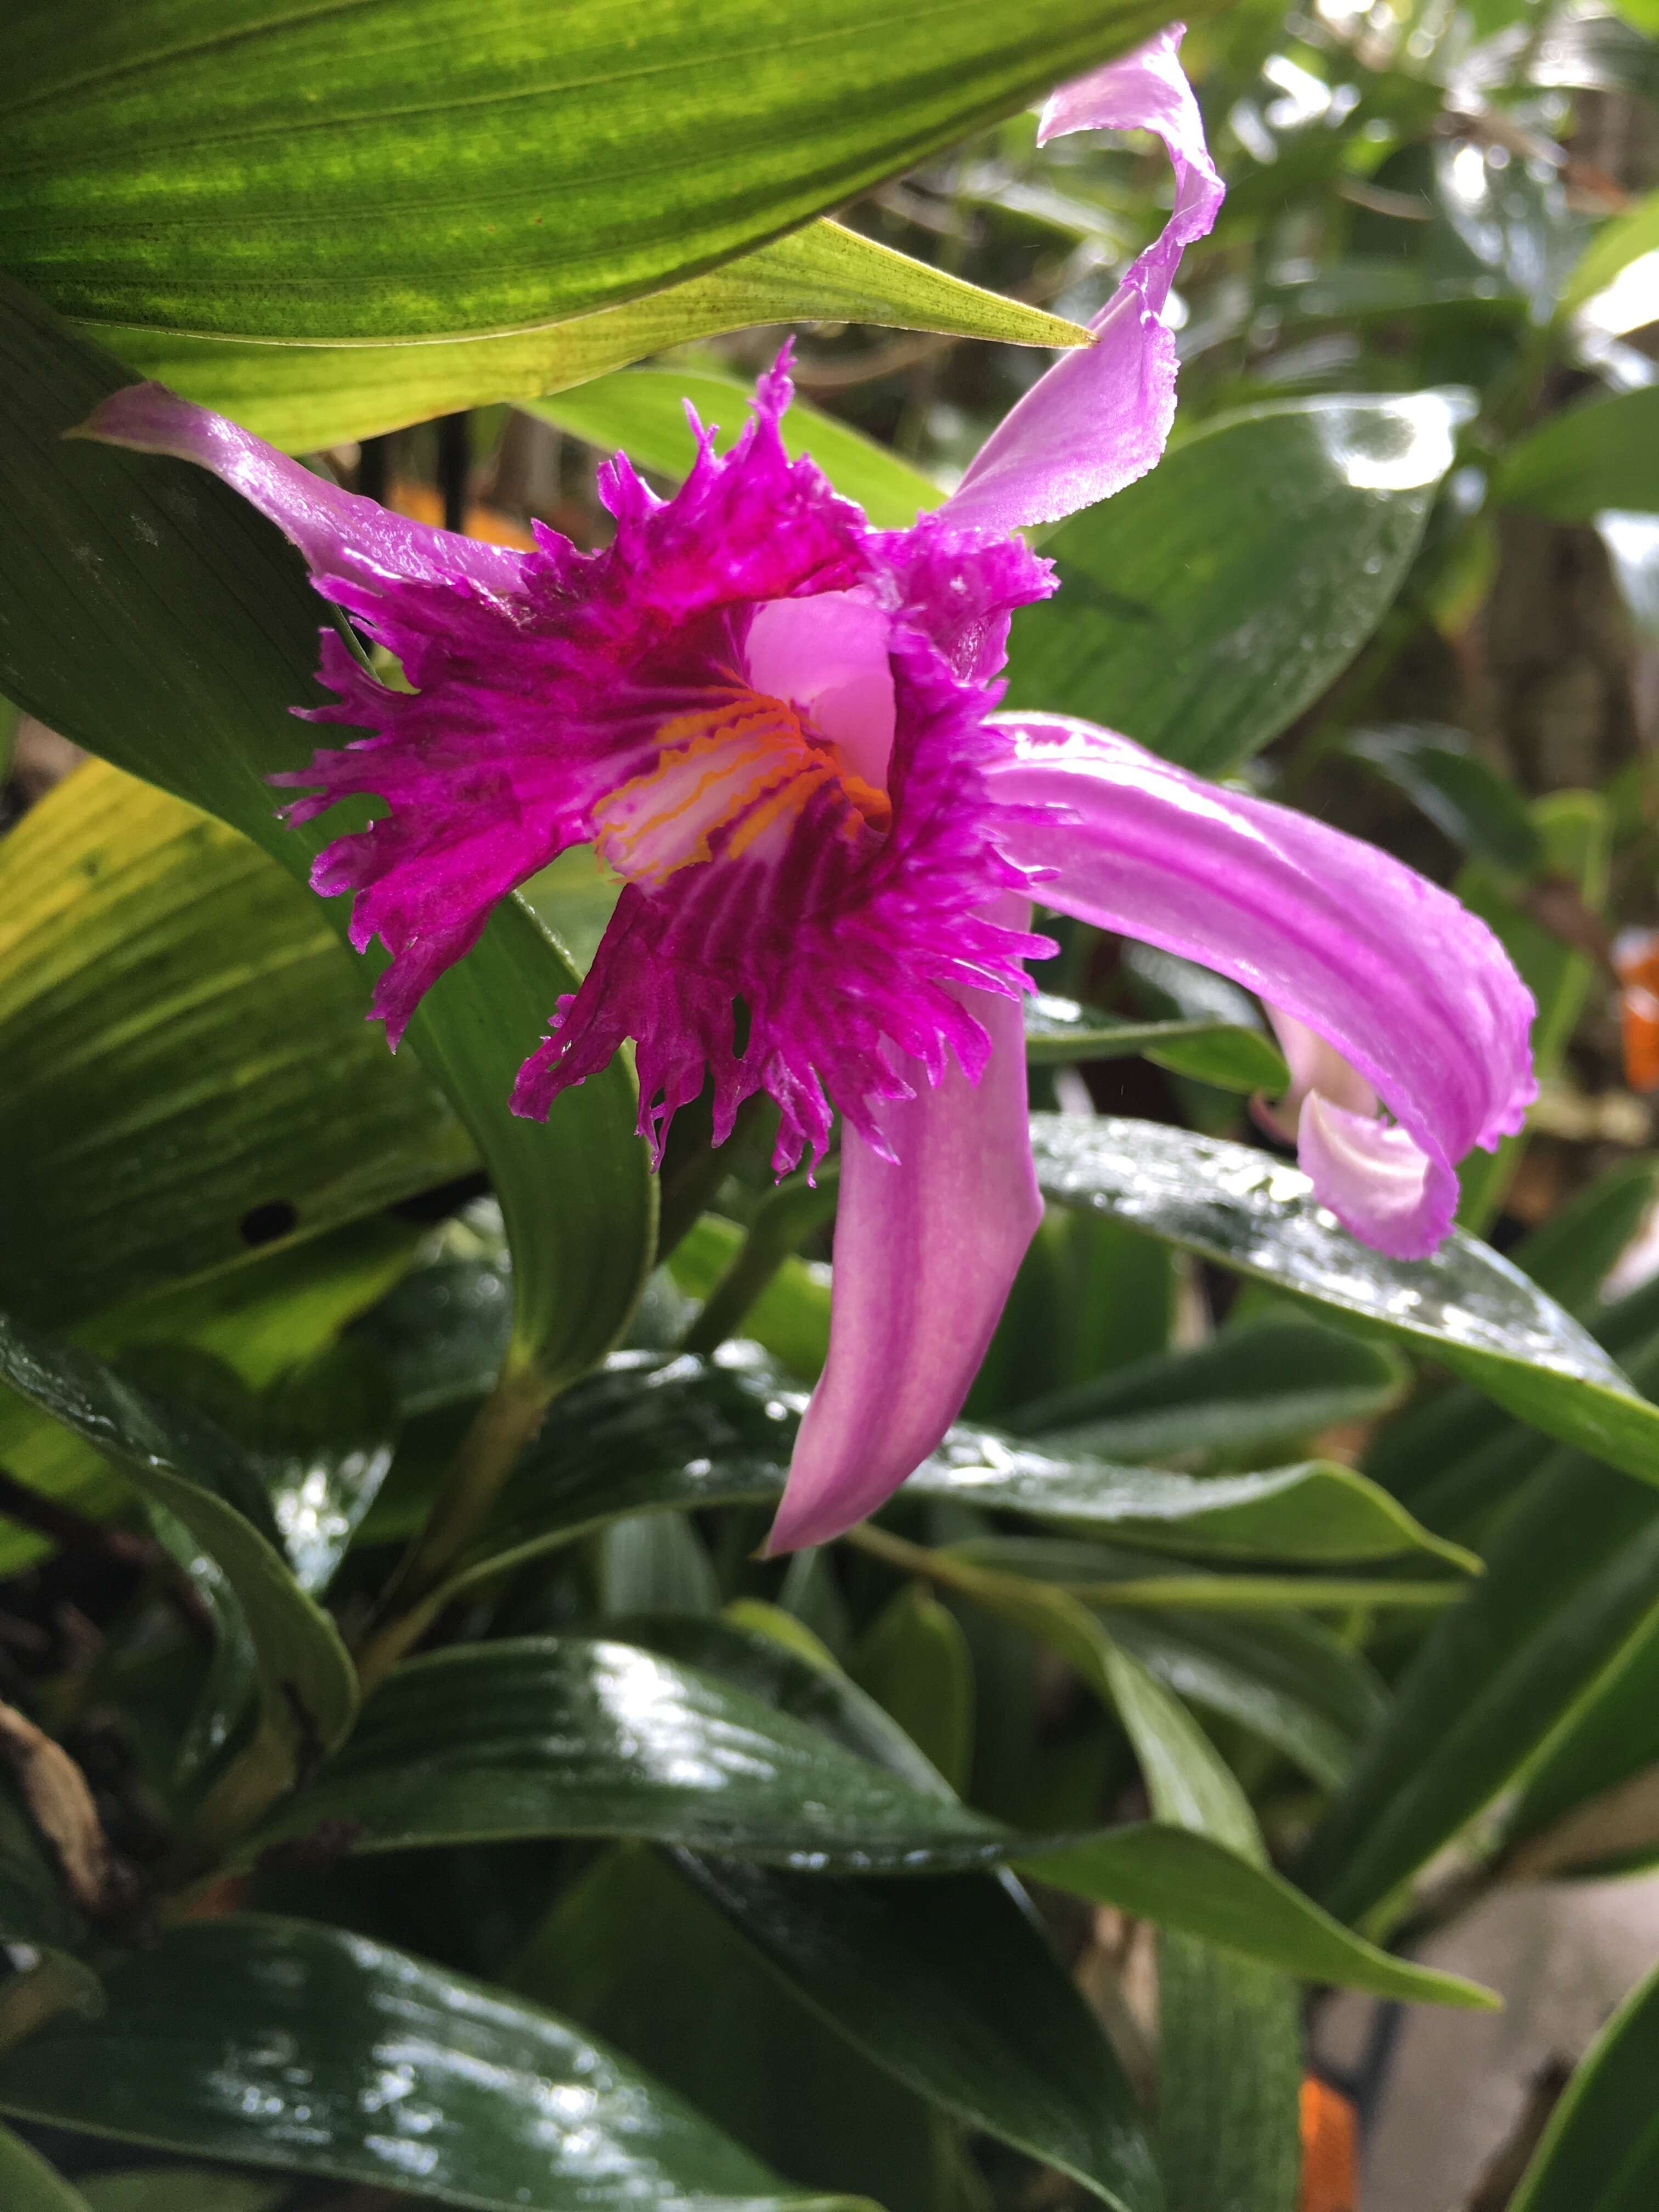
[1507,1955,1659,2212]
[346,1214,515,1419]
[0,1312,357,1782]
[95,222,1087,454]
[0,2126,91,2212]
[0,1915,832,2212]
[1497,386,1659,520]
[0,760,473,1330]
[640,1611,1483,2004]
[531,365,942,530]
[680,1857,1159,2212]
[0,0,1190,339]
[419,1354,1462,1639]
[517,1844,983,2212]
[1003,395,1461,775]
[1014,1318,1410,1471]
[1029,1115,1659,1492]
[253,1634,1010,1870]
[0,280,653,1393]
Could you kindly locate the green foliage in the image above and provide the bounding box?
[3,1,1658,2205]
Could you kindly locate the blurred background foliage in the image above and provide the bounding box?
[4,2,1659,2210]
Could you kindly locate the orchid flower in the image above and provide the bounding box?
[81,25,1535,1555]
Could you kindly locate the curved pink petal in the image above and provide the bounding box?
[987,714,1536,1257]
[765,977,1042,1555]
[943,24,1224,534]
[1298,1096,1438,1255]
[74,382,531,594]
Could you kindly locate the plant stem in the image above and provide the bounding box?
[678,1165,839,1356]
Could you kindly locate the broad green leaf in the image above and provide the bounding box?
[1508,1956,1659,2212]
[1497,385,1659,521]
[1344,724,1544,876]
[680,1857,1159,2212]
[517,1845,978,2212]
[1157,1942,1302,2212]
[252,1634,1010,1870]
[1564,187,1659,311]
[0,1313,357,1808]
[0,1915,831,2212]
[94,221,1086,453]
[0,760,473,1329]
[346,1208,515,1418]
[1457,791,1610,1231]
[0,2126,90,2212]
[598,1512,720,1618]
[531,365,941,531]
[1299,1408,1659,1923]
[0,1217,425,1579]
[1014,1318,1410,1470]
[0,279,653,1393]
[1103,1605,1386,1792]
[850,1584,976,1793]
[1004,395,1462,776]
[419,1352,1462,1629]
[1,0,1194,339]
[100,222,1092,455]
[78,2175,287,2212]
[1029,1115,1659,1493]
[646,1610,1488,2007]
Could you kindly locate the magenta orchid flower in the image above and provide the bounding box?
[81,25,1534,1555]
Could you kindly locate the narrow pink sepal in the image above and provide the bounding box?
[987,714,1536,1258]
[942,24,1224,534]
[764,971,1042,1555]
[73,382,526,591]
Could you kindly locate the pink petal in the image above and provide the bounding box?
[74,382,529,592]
[988,714,1536,1257]
[765,976,1042,1555]
[743,591,898,788]
[942,25,1224,534]
[1297,1096,1439,1260]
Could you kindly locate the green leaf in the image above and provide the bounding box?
[1456,791,1610,1232]
[0,2126,91,2212]
[78,2175,288,2212]
[530,365,942,530]
[1013,1318,1411,1471]
[1497,386,1659,521]
[1344,724,1544,876]
[0,759,475,1330]
[680,1857,1160,2212]
[639,1610,1488,2007]
[1502,1604,1659,1881]
[1508,1955,1659,2212]
[416,1352,1462,1635]
[1102,1604,1387,1791]
[1005,395,1462,776]
[0,1312,358,1813]
[1157,1943,1302,2212]
[1563,185,1659,312]
[253,1634,1009,1870]
[516,1844,977,2212]
[1029,1115,1659,1493]
[94,221,1088,453]
[669,1214,833,1383]
[849,1584,977,1792]
[1023,995,1291,1090]
[0,278,653,1395]
[1510,1155,1659,1317]
[1298,1424,1659,1923]
[0,1915,831,2212]
[1,0,1192,339]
